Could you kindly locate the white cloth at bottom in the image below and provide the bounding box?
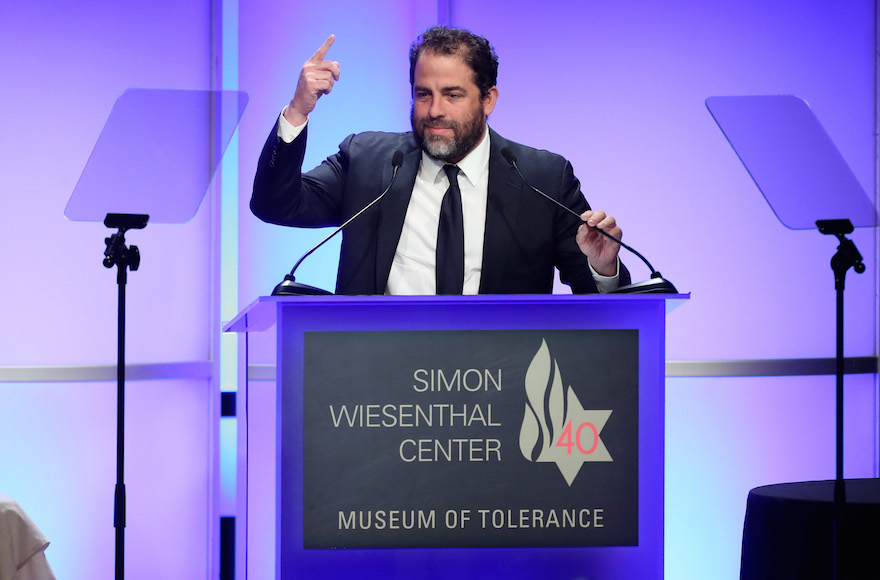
[0,495,56,580]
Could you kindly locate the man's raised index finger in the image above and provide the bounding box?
[309,34,335,63]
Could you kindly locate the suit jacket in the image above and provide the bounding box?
[251,124,630,295]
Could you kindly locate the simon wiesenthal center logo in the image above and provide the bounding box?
[301,329,639,549]
[520,339,613,486]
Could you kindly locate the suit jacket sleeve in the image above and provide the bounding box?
[500,143,631,294]
[250,122,351,228]
[554,159,631,292]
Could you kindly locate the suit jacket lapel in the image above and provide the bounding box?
[374,142,421,293]
[480,129,523,293]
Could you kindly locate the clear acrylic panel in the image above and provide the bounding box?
[66,89,248,224]
[706,95,877,230]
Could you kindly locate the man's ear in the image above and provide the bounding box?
[482,86,499,116]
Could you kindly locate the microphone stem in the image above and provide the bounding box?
[288,166,400,278]
[509,162,658,275]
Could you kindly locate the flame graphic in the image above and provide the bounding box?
[520,339,566,462]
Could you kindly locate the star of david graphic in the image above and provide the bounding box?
[519,339,613,486]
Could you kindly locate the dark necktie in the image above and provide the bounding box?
[436,164,464,294]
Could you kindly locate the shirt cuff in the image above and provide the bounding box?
[588,258,620,293]
[278,106,307,143]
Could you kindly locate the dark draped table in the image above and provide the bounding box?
[740,478,880,579]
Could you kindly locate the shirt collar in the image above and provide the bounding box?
[419,126,491,187]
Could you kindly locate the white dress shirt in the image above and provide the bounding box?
[386,131,490,294]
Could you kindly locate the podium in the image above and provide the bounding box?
[225,293,686,579]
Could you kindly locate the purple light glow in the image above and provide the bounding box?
[0,379,212,579]
[0,1,875,579]
[1,0,216,578]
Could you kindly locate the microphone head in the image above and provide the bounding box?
[501,147,516,166]
[391,149,404,168]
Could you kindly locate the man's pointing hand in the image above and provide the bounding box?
[285,35,341,126]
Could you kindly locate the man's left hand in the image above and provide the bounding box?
[576,210,622,276]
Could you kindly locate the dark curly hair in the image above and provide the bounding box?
[409,26,499,99]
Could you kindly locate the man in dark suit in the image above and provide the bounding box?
[251,26,630,295]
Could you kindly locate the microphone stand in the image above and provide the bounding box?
[102,213,148,580]
[272,152,404,296]
[817,218,865,580]
[502,148,677,294]
[271,224,342,296]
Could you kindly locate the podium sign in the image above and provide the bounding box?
[303,328,639,549]
[228,293,684,579]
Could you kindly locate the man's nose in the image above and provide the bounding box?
[428,98,445,119]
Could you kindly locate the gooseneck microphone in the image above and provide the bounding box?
[500,147,677,294]
[272,149,405,296]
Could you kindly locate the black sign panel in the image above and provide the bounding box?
[302,329,638,548]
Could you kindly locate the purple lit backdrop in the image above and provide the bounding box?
[0,0,876,579]
[0,0,215,578]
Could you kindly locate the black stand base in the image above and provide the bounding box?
[612,276,678,294]
[272,274,333,296]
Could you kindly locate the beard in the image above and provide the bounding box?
[412,104,486,163]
